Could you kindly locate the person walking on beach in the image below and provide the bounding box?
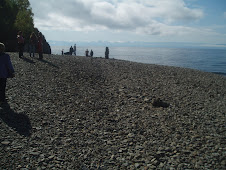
[74,44,76,55]
[105,47,109,59]
[85,49,89,57]
[17,31,25,58]
[0,43,15,103]
[90,50,93,57]
[29,32,37,57]
[37,32,43,59]
[70,46,73,55]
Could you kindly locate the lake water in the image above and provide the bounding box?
[51,46,226,76]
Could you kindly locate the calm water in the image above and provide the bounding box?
[51,46,226,76]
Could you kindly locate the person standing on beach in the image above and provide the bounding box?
[90,50,93,57]
[0,43,15,103]
[70,46,73,55]
[37,32,43,59]
[74,44,76,55]
[17,31,25,58]
[105,47,109,59]
[85,49,89,57]
[29,32,37,57]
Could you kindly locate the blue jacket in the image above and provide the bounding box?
[0,53,15,78]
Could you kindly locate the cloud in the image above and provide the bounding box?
[30,0,204,36]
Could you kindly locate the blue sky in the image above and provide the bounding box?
[185,0,225,27]
[29,0,226,47]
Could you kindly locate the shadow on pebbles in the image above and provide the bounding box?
[0,53,225,169]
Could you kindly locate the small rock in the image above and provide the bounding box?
[156,151,165,158]
[48,155,55,160]
[110,155,115,160]
[147,164,156,168]
[1,141,10,145]
[177,163,183,169]
[135,145,144,150]
[212,153,220,157]
[122,139,128,143]
[221,160,225,166]
[127,133,135,138]
[152,98,169,108]
[122,162,129,167]
[135,163,140,168]
[30,151,40,156]
[144,98,151,103]
[159,162,165,168]
[107,141,113,145]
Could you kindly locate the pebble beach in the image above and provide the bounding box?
[0,52,225,169]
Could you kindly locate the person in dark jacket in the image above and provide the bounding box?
[17,31,25,58]
[0,43,15,103]
[29,32,37,57]
[85,49,89,57]
[74,44,76,55]
[37,32,43,59]
[69,46,73,55]
[90,50,93,57]
[105,47,109,59]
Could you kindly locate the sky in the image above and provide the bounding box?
[29,0,226,47]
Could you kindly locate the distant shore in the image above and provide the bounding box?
[0,52,225,169]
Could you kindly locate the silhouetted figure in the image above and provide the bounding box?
[29,32,37,57]
[37,32,43,59]
[90,50,93,57]
[85,49,89,57]
[17,31,25,58]
[0,43,15,103]
[74,44,76,55]
[62,49,64,55]
[70,46,73,55]
[105,47,109,59]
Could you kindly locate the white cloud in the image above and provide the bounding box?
[30,0,204,36]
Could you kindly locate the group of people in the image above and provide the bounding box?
[17,31,44,59]
[0,38,111,104]
[85,49,94,57]
[0,30,45,103]
[70,45,77,55]
[86,47,109,58]
[62,44,77,55]
[62,45,110,59]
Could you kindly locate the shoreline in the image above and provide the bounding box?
[1,52,225,169]
[50,46,226,76]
